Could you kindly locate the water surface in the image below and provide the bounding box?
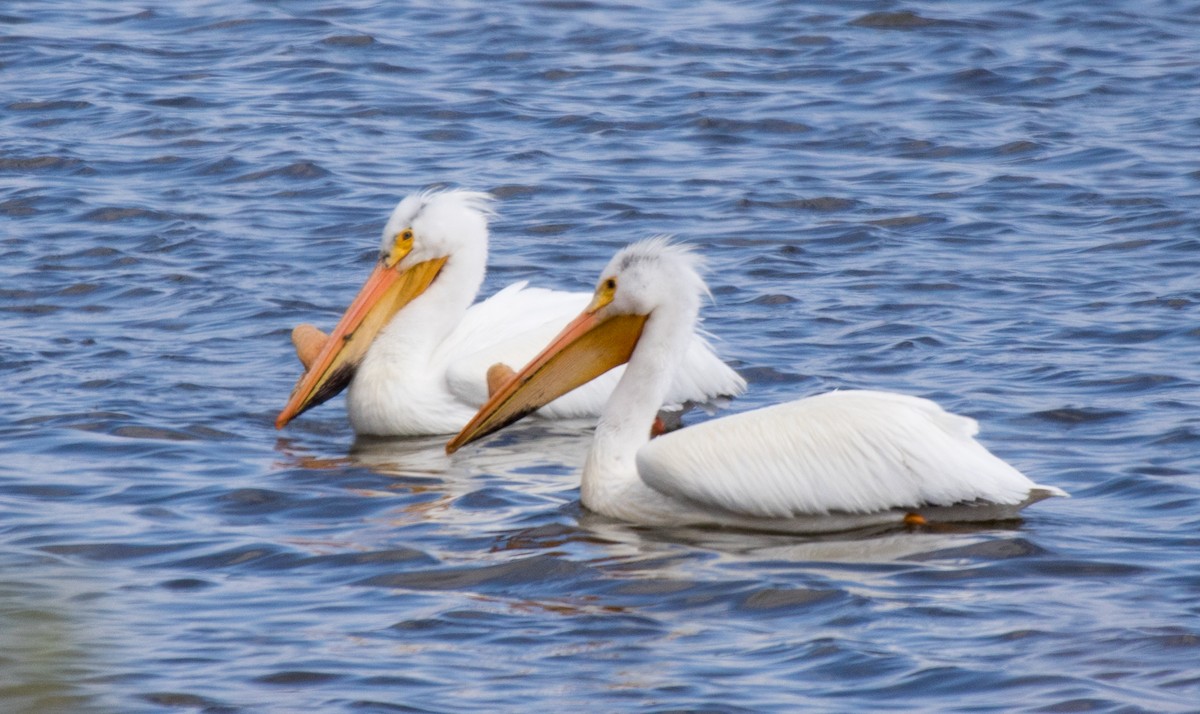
[2,1,1199,711]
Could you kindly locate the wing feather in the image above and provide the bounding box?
[662,323,747,408]
[441,283,590,406]
[442,283,745,414]
[636,390,1037,518]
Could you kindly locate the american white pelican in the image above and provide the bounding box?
[276,190,745,435]
[447,238,1068,533]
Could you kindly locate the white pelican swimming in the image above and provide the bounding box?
[447,237,1068,533]
[276,190,745,435]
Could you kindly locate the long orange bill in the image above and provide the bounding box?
[445,309,648,453]
[275,257,447,428]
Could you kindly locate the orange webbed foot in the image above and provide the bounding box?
[650,416,667,439]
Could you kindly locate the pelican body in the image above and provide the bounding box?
[276,191,745,436]
[448,238,1067,533]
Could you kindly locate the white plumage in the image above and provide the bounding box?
[449,238,1067,533]
[634,390,1059,529]
[278,191,745,436]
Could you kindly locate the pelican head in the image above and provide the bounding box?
[276,188,495,428]
[379,189,494,272]
[446,237,705,452]
[591,236,707,318]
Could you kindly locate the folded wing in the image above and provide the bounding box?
[636,390,1042,518]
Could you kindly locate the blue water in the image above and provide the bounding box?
[3,1,1200,711]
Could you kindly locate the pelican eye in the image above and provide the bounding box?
[586,276,619,312]
[384,228,415,267]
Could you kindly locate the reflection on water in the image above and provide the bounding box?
[350,420,595,478]
[0,562,104,714]
[343,425,1016,568]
